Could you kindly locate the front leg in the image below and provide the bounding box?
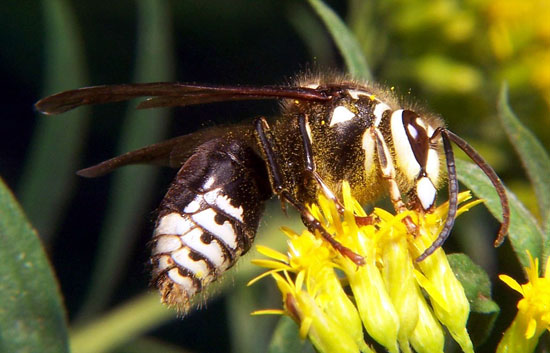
[254,117,364,265]
[297,114,345,213]
[372,126,418,234]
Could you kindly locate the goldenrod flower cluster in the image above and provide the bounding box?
[497,252,550,353]
[250,182,480,353]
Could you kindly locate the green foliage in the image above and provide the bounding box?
[307,0,371,80]
[70,293,174,353]
[17,0,89,243]
[456,159,545,268]
[0,177,69,353]
[498,85,550,235]
[448,254,499,346]
[268,316,315,353]
[75,0,175,323]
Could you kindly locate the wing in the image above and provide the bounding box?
[77,125,254,178]
[35,82,330,115]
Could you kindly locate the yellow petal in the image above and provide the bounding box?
[295,270,306,291]
[414,269,450,313]
[250,258,291,270]
[499,274,524,295]
[247,269,283,286]
[456,199,484,217]
[256,245,289,262]
[251,309,285,316]
[272,272,293,295]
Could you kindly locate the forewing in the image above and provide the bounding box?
[77,125,254,177]
[35,83,329,115]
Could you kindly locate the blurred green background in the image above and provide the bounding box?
[1,0,548,352]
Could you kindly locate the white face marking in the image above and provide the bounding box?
[417,176,437,210]
[373,102,391,127]
[154,213,194,236]
[171,247,211,280]
[181,228,228,269]
[183,195,202,213]
[374,128,395,177]
[390,110,421,180]
[361,129,375,175]
[203,176,216,190]
[167,268,197,296]
[329,106,356,126]
[204,187,244,222]
[152,234,182,255]
[426,148,440,185]
[191,208,238,249]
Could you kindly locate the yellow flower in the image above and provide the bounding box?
[497,252,550,353]
[249,230,372,353]
[249,182,479,353]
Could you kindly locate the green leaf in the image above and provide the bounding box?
[227,283,278,353]
[286,3,336,68]
[498,84,550,244]
[456,159,544,268]
[448,254,499,346]
[307,0,371,80]
[0,177,69,353]
[18,0,89,242]
[113,337,192,353]
[76,0,175,321]
[268,316,315,353]
[70,292,175,353]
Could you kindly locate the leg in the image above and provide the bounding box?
[297,114,345,212]
[298,114,376,227]
[372,127,418,234]
[254,117,364,265]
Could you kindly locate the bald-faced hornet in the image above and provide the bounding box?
[35,74,509,312]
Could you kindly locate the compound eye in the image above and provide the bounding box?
[402,110,429,167]
[390,109,440,210]
[391,110,426,180]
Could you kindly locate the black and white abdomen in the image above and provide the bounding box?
[150,137,271,311]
